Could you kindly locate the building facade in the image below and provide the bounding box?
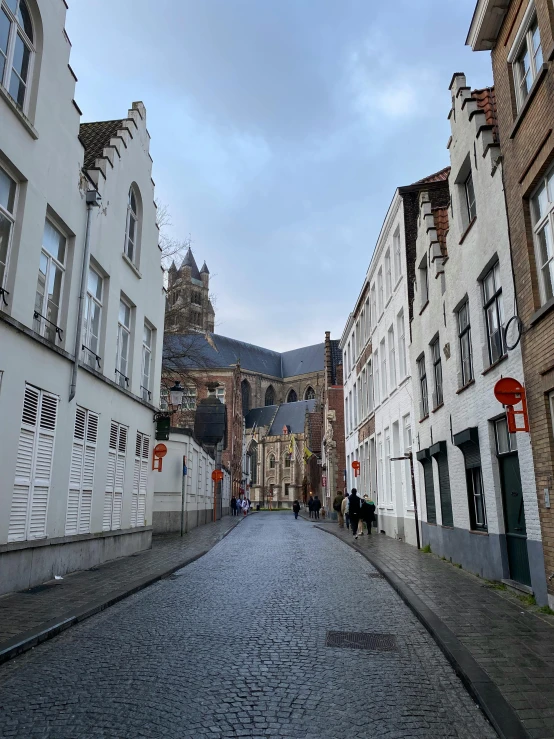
[468,0,554,607]
[410,74,546,601]
[321,331,346,511]
[165,248,215,334]
[0,0,164,594]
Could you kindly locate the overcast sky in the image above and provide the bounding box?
[66,0,492,352]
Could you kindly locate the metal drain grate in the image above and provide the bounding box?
[325,631,398,652]
[367,573,383,579]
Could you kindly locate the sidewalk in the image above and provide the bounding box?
[311,517,554,739]
[0,516,242,666]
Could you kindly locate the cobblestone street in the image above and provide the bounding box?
[0,513,496,739]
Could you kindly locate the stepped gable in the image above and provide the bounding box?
[181,247,202,280]
[79,119,123,171]
[433,208,450,250]
[473,87,498,141]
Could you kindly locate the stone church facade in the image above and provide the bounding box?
[165,248,215,334]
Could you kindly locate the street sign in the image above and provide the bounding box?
[212,469,224,482]
[152,443,168,471]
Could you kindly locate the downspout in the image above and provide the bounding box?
[69,190,101,402]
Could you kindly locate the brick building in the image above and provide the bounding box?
[468,0,554,607]
[321,331,346,510]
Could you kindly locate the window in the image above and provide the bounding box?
[305,386,315,400]
[467,466,486,530]
[345,396,349,434]
[141,324,152,401]
[116,299,131,387]
[367,360,374,414]
[0,0,34,112]
[495,417,517,455]
[287,388,297,403]
[349,390,353,430]
[103,422,127,531]
[284,483,290,496]
[242,379,251,414]
[191,291,201,306]
[380,338,387,398]
[384,428,392,505]
[397,310,407,379]
[512,11,543,110]
[216,386,225,404]
[124,187,138,263]
[66,406,98,536]
[347,341,352,374]
[377,434,383,507]
[482,263,505,365]
[419,257,429,307]
[418,355,428,419]
[82,267,102,369]
[0,164,16,293]
[393,228,401,281]
[457,300,473,386]
[265,385,275,406]
[464,170,477,223]
[431,337,443,408]
[403,414,412,507]
[370,285,377,329]
[131,431,150,527]
[353,382,358,427]
[388,325,396,390]
[269,454,275,469]
[284,453,291,468]
[34,221,66,343]
[373,349,380,406]
[385,249,392,299]
[360,368,366,419]
[531,168,554,304]
[377,268,383,315]
[181,386,196,410]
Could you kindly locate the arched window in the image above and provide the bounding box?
[304,386,316,400]
[241,379,251,416]
[287,389,297,403]
[269,454,275,469]
[1,0,34,112]
[124,186,140,264]
[265,385,275,406]
[284,453,291,468]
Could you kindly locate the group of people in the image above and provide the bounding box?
[307,495,322,519]
[230,496,251,516]
[333,488,376,539]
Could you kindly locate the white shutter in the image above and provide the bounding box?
[81,412,98,533]
[103,422,118,531]
[111,423,127,530]
[9,386,57,542]
[66,408,97,536]
[131,432,149,527]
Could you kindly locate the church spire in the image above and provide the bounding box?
[200,261,210,275]
[180,246,201,280]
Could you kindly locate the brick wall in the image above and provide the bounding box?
[491,0,554,596]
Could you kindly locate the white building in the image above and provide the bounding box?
[0,0,165,594]
[341,171,450,546]
[409,74,547,603]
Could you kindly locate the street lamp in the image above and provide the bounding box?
[169,381,184,411]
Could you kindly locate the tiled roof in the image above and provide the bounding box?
[472,87,498,141]
[412,166,451,186]
[433,207,450,250]
[79,120,123,171]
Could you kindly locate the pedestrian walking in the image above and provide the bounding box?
[313,495,321,520]
[348,488,361,538]
[361,495,376,535]
[292,500,300,520]
[231,496,237,517]
[342,493,350,531]
[308,495,315,519]
[242,498,249,516]
[333,491,344,527]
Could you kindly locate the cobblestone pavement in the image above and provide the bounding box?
[0,513,495,739]
[314,518,554,739]
[0,517,241,648]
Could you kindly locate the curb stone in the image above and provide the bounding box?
[0,517,242,667]
[314,523,530,739]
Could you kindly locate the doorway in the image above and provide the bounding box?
[495,418,531,587]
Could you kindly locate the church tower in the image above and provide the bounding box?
[166,247,215,333]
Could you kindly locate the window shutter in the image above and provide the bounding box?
[103,421,119,531]
[10,386,57,542]
[67,408,97,536]
[81,412,98,533]
[132,432,150,527]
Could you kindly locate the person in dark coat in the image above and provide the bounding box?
[361,495,376,535]
[292,500,300,520]
[348,488,361,538]
[230,496,237,516]
[313,496,322,519]
[308,495,315,519]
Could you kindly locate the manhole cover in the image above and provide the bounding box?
[325,631,398,652]
[367,573,383,579]
[20,582,60,595]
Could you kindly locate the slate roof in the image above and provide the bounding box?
[244,405,279,431]
[200,261,209,275]
[164,333,325,379]
[181,247,202,280]
[269,400,316,435]
[412,166,451,186]
[79,120,123,171]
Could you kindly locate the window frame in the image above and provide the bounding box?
[482,262,505,366]
[116,298,132,388]
[82,266,103,369]
[385,249,392,300]
[464,170,477,224]
[419,256,429,308]
[393,228,402,282]
[418,355,429,419]
[380,338,387,399]
[430,337,443,408]
[124,186,139,264]
[388,324,396,390]
[530,167,554,305]
[0,163,17,295]
[0,0,35,114]
[397,309,407,380]
[141,323,153,402]
[467,466,487,531]
[510,8,543,111]
[34,219,66,343]
[377,268,384,315]
[457,300,473,386]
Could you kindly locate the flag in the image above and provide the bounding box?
[289,434,294,456]
[303,446,313,463]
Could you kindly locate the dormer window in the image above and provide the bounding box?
[0,0,34,112]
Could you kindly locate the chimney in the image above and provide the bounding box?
[325,331,332,387]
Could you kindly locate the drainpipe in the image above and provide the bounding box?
[69,190,101,402]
